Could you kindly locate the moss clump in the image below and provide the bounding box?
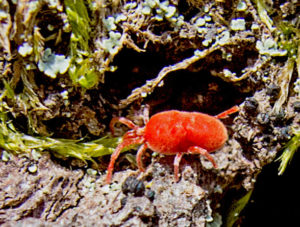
[0,104,120,163]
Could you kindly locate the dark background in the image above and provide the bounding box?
[241,149,300,227]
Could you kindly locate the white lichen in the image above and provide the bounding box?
[115,14,127,23]
[103,16,117,31]
[1,150,10,162]
[142,5,152,15]
[256,38,287,56]
[230,18,246,31]
[223,68,236,78]
[31,149,42,161]
[28,164,38,173]
[60,90,69,100]
[18,42,33,57]
[237,1,247,11]
[294,78,300,96]
[87,168,98,176]
[195,18,206,27]
[217,31,230,45]
[124,2,137,10]
[102,31,122,55]
[251,23,260,31]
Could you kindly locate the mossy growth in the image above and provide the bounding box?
[65,0,100,89]
[0,104,121,164]
[277,129,300,175]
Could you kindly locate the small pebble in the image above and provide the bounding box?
[120,197,127,208]
[244,97,258,115]
[146,190,155,201]
[266,84,280,98]
[122,176,145,196]
[257,113,270,125]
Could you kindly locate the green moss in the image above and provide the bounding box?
[277,129,300,175]
[254,0,274,31]
[68,58,100,89]
[0,102,120,163]
[277,21,299,58]
[64,0,99,89]
[225,190,253,227]
[65,0,91,54]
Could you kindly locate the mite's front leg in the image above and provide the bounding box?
[187,146,217,168]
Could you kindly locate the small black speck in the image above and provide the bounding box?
[262,135,272,143]
[120,197,127,208]
[257,113,270,125]
[122,176,145,196]
[273,109,286,125]
[277,127,291,141]
[266,84,280,100]
[146,190,155,201]
[244,97,258,115]
[134,206,142,212]
[293,101,300,112]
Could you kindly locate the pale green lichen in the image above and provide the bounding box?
[142,5,152,15]
[256,38,287,57]
[103,16,117,31]
[223,69,236,78]
[202,38,212,47]
[237,1,247,11]
[31,149,42,161]
[164,5,176,18]
[204,15,211,22]
[141,0,181,25]
[38,48,70,78]
[102,31,122,55]
[115,14,127,23]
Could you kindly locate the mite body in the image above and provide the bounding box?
[106,106,239,183]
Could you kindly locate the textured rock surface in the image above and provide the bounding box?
[0,0,299,226]
[0,154,83,223]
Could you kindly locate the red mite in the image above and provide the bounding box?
[106,106,239,183]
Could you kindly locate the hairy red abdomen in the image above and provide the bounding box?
[144,110,228,154]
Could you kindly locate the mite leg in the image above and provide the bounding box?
[174,153,184,182]
[215,105,239,119]
[187,146,217,168]
[136,143,148,172]
[110,117,137,135]
[106,137,144,184]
